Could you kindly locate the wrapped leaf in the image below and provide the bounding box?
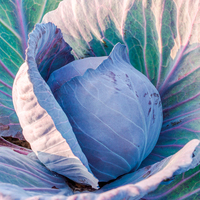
[49,43,162,181]
[12,23,98,188]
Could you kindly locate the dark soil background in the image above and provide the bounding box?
[3,137,31,149]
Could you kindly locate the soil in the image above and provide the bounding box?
[2,136,31,149]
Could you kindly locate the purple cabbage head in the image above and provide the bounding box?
[47,42,163,182]
[13,22,163,185]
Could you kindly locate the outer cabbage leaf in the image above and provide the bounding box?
[12,22,98,188]
[0,0,63,139]
[144,165,200,199]
[48,43,163,182]
[0,140,199,199]
[99,139,200,192]
[0,147,73,198]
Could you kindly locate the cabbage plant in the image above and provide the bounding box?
[0,0,200,199]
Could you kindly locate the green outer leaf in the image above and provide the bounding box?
[0,0,62,139]
[144,164,200,200]
[42,0,160,80]
[43,0,200,90]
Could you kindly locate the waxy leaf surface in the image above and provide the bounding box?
[49,43,162,182]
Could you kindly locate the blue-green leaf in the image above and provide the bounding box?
[0,0,63,139]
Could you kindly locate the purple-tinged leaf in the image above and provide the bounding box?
[144,149,200,199]
[0,140,198,199]
[49,43,163,182]
[34,23,75,82]
[0,147,73,198]
[99,139,200,193]
[75,139,200,200]
[47,56,108,94]
[12,22,98,188]
[144,165,200,199]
